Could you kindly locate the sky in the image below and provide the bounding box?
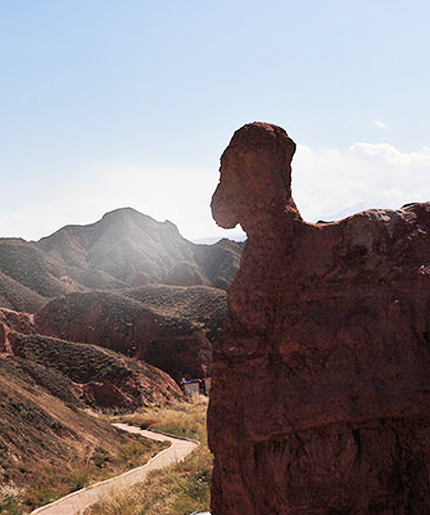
[1,0,430,242]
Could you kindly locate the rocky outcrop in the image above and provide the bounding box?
[208,123,430,514]
[0,307,36,352]
[0,307,36,335]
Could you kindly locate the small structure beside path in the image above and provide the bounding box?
[182,377,211,396]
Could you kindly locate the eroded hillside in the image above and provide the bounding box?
[0,355,169,511]
[0,207,237,511]
[34,285,226,380]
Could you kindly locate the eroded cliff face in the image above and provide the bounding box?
[208,122,430,514]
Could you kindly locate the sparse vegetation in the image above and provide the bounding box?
[0,485,25,515]
[120,394,209,443]
[22,436,167,510]
[0,357,168,513]
[10,331,133,384]
[8,331,181,410]
[0,269,46,313]
[124,284,227,342]
[84,396,212,515]
[0,239,73,300]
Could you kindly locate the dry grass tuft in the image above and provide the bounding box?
[120,394,209,443]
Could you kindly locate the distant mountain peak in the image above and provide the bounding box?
[99,207,179,232]
[101,206,149,219]
[0,208,243,310]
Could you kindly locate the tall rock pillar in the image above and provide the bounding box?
[208,122,430,515]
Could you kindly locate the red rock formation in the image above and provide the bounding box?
[8,330,183,410]
[80,364,182,410]
[208,122,430,514]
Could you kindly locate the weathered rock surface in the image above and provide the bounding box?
[208,122,430,514]
[0,307,36,335]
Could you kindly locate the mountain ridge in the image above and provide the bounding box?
[0,207,243,311]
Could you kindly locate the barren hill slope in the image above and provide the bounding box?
[34,285,226,380]
[0,270,47,312]
[38,207,242,289]
[0,238,81,301]
[0,354,171,511]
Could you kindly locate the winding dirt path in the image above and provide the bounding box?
[30,423,198,515]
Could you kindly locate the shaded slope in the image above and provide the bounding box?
[0,238,84,300]
[123,284,227,342]
[193,238,243,289]
[34,287,225,380]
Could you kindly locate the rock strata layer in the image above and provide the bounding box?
[208,122,430,514]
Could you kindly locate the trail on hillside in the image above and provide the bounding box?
[30,423,198,515]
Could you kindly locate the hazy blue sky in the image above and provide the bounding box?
[1,0,430,241]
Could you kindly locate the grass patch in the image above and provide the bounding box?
[84,396,212,515]
[119,394,209,443]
